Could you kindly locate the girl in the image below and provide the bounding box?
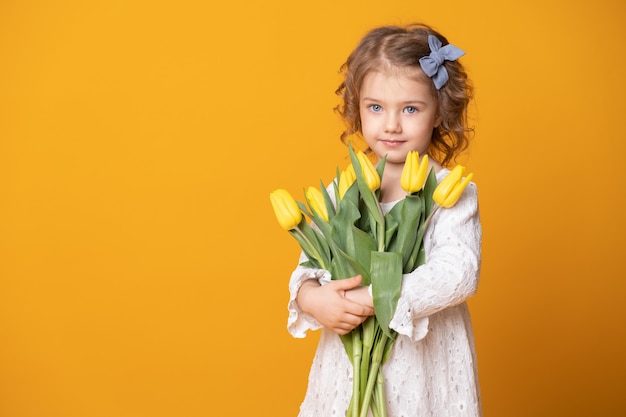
[288,23,482,417]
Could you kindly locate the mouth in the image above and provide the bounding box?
[379,139,405,147]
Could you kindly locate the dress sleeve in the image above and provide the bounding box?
[287,252,332,338]
[389,181,482,341]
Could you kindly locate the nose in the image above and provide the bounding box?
[384,113,402,133]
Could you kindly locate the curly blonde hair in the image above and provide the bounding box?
[335,23,474,167]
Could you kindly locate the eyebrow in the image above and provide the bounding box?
[361,97,429,106]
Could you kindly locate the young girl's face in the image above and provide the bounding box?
[359,69,439,166]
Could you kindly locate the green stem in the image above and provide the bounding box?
[359,332,388,417]
[374,197,386,252]
[375,343,388,417]
[370,383,380,417]
[351,329,362,417]
[364,198,386,416]
[411,203,440,259]
[422,203,440,231]
[293,226,328,270]
[377,219,385,252]
[359,317,376,403]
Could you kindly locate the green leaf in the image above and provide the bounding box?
[311,226,332,265]
[338,180,360,219]
[404,231,421,273]
[416,244,426,266]
[423,168,438,217]
[320,179,336,219]
[331,198,361,247]
[370,251,403,338]
[289,228,324,269]
[296,200,313,219]
[333,167,342,205]
[348,145,384,227]
[340,333,353,361]
[329,237,372,283]
[376,155,386,179]
[329,254,359,281]
[328,197,377,282]
[348,227,376,283]
[356,197,372,234]
[383,195,424,272]
[383,213,399,249]
[295,220,331,269]
[381,331,396,363]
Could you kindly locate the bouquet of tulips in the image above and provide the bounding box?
[270,145,473,417]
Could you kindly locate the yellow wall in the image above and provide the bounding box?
[1,1,625,416]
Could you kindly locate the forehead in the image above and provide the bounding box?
[360,69,436,101]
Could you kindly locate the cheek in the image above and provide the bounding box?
[359,118,377,143]
[358,111,371,132]
[361,117,379,137]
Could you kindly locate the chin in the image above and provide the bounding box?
[381,152,410,165]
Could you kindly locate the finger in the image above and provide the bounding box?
[334,321,359,335]
[343,299,374,317]
[342,312,372,328]
[334,316,369,334]
[331,275,363,291]
[334,327,351,336]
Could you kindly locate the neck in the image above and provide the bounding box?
[378,162,404,203]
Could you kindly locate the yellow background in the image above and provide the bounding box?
[1,1,625,416]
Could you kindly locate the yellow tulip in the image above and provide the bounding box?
[356,151,380,191]
[305,186,329,222]
[432,165,474,208]
[269,189,302,230]
[338,164,356,199]
[401,151,429,193]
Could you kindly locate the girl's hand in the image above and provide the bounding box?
[344,284,373,309]
[297,275,374,335]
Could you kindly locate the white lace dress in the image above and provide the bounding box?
[287,169,483,417]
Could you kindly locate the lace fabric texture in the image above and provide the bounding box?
[287,169,483,417]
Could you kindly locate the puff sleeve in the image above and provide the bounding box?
[286,252,332,338]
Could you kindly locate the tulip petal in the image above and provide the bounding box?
[433,165,464,206]
[348,146,384,227]
[338,166,357,199]
[441,172,473,208]
[270,189,302,230]
[400,151,418,193]
[305,186,329,222]
[356,151,381,191]
[415,154,429,191]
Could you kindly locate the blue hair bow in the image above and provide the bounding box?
[419,35,465,90]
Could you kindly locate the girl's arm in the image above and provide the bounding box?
[297,275,374,335]
[389,181,482,341]
[287,258,374,338]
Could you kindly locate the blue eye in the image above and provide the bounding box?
[369,104,383,112]
[405,106,418,114]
